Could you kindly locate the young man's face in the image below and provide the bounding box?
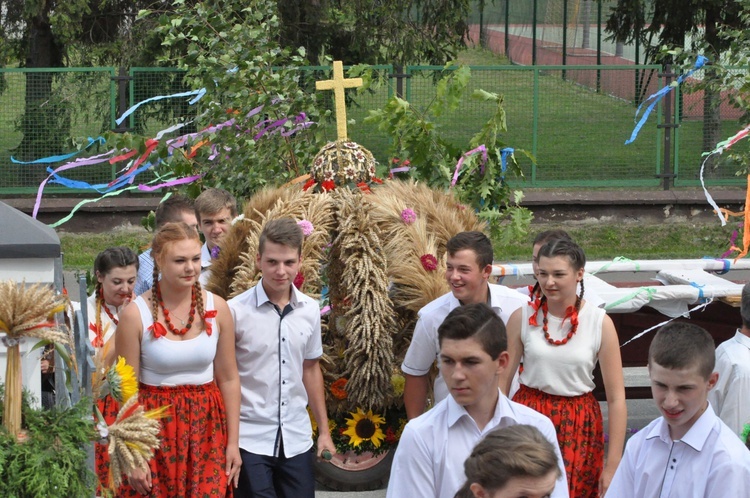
[256,241,301,299]
[199,207,232,250]
[649,361,718,440]
[445,249,492,305]
[440,336,507,417]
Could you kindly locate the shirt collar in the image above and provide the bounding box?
[647,403,718,451]
[446,388,518,429]
[733,329,750,349]
[201,242,211,268]
[448,283,502,311]
[254,278,304,309]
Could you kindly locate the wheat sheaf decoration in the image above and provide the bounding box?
[105,395,169,491]
[0,281,69,440]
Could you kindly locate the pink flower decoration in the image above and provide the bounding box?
[420,254,438,272]
[297,219,314,237]
[401,208,417,224]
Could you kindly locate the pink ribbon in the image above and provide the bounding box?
[450,145,488,187]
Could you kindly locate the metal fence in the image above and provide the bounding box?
[0,64,745,194]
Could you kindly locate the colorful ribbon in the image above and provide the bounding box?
[11,136,106,164]
[603,286,657,311]
[451,145,488,187]
[625,55,708,145]
[115,88,206,126]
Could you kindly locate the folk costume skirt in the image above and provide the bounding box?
[119,382,232,498]
[513,384,604,498]
[95,394,120,493]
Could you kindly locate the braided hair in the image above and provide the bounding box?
[150,222,206,331]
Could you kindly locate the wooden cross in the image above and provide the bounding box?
[315,60,363,140]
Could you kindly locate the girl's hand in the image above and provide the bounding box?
[127,465,152,496]
[225,445,242,487]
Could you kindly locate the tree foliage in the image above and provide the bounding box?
[277,0,471,66]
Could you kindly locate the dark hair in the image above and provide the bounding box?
[536,238,586,313]
[537,238,586,271]
[533,229,572,248]
[446,231,493,268]
[649,322,716,379]
[437,303,506,359]
[741,282,750,329]
[259,218,304,256]
[194,188,237,222]
[154,195,195,228]
[454,425,561,498]
[94,246,138,277]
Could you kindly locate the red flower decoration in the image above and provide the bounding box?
[303,178,316,191]
[330,378,348,400]
[371,177,383,184]
[322,180,336,192]
[293,272,305,289]
[203,309,218,336]
[149,322,168,339]
[357,182,371,194]
[420,254,438,272]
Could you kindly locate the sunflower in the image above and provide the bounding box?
[342,408,386,448]
[107,356,138,404]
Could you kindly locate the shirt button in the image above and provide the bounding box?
[283,380,286,384]
[672,459,676,463]
[282,338,286,342]
[282,360,286,364]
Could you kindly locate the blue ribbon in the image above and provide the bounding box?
[625,55,707,145]
[10,136,106,164]
[702,256,731,275]
[690,282,706,302]
[115,88,206,126]
[499,147,514,179]
[47,159,158,193]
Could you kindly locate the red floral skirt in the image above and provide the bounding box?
[95,394,121,493]
[513,384,603,498]
[118,382,232,498]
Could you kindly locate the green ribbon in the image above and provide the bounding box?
[604,287,657,311]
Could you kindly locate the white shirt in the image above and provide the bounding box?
[708,330,750,437]
[134,248,154,296]
[386,390,568,498]
[228,279,323,458]
[520,302,603,396]
[134,294,219,386]
[607,404,750,498]
[86,293,121,347]
[401,284,527,402]
[199,242,212,286]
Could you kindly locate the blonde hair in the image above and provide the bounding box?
[455,425,561,498]
[150,222,205,326]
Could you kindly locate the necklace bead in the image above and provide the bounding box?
[157,284,197,335]
[534,299,579,346]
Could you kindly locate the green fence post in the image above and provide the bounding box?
[596,0,602,92]
[562,0,568,80]
[505,0,510,58]
[532,0,537,65]
[532,67,539,185]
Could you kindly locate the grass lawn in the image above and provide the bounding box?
[59,220,736,271]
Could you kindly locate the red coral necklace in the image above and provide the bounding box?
[98,288,119,325]
[534,300,579,346]
[156,284,197,335]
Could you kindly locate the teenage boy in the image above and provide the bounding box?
[194,188,237,285]
[708,281,750,437]
[387,303,568,498]
[228,218,335,498]
[134,194,198,295]
[402,231,528,419]
[608,322,750,497]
